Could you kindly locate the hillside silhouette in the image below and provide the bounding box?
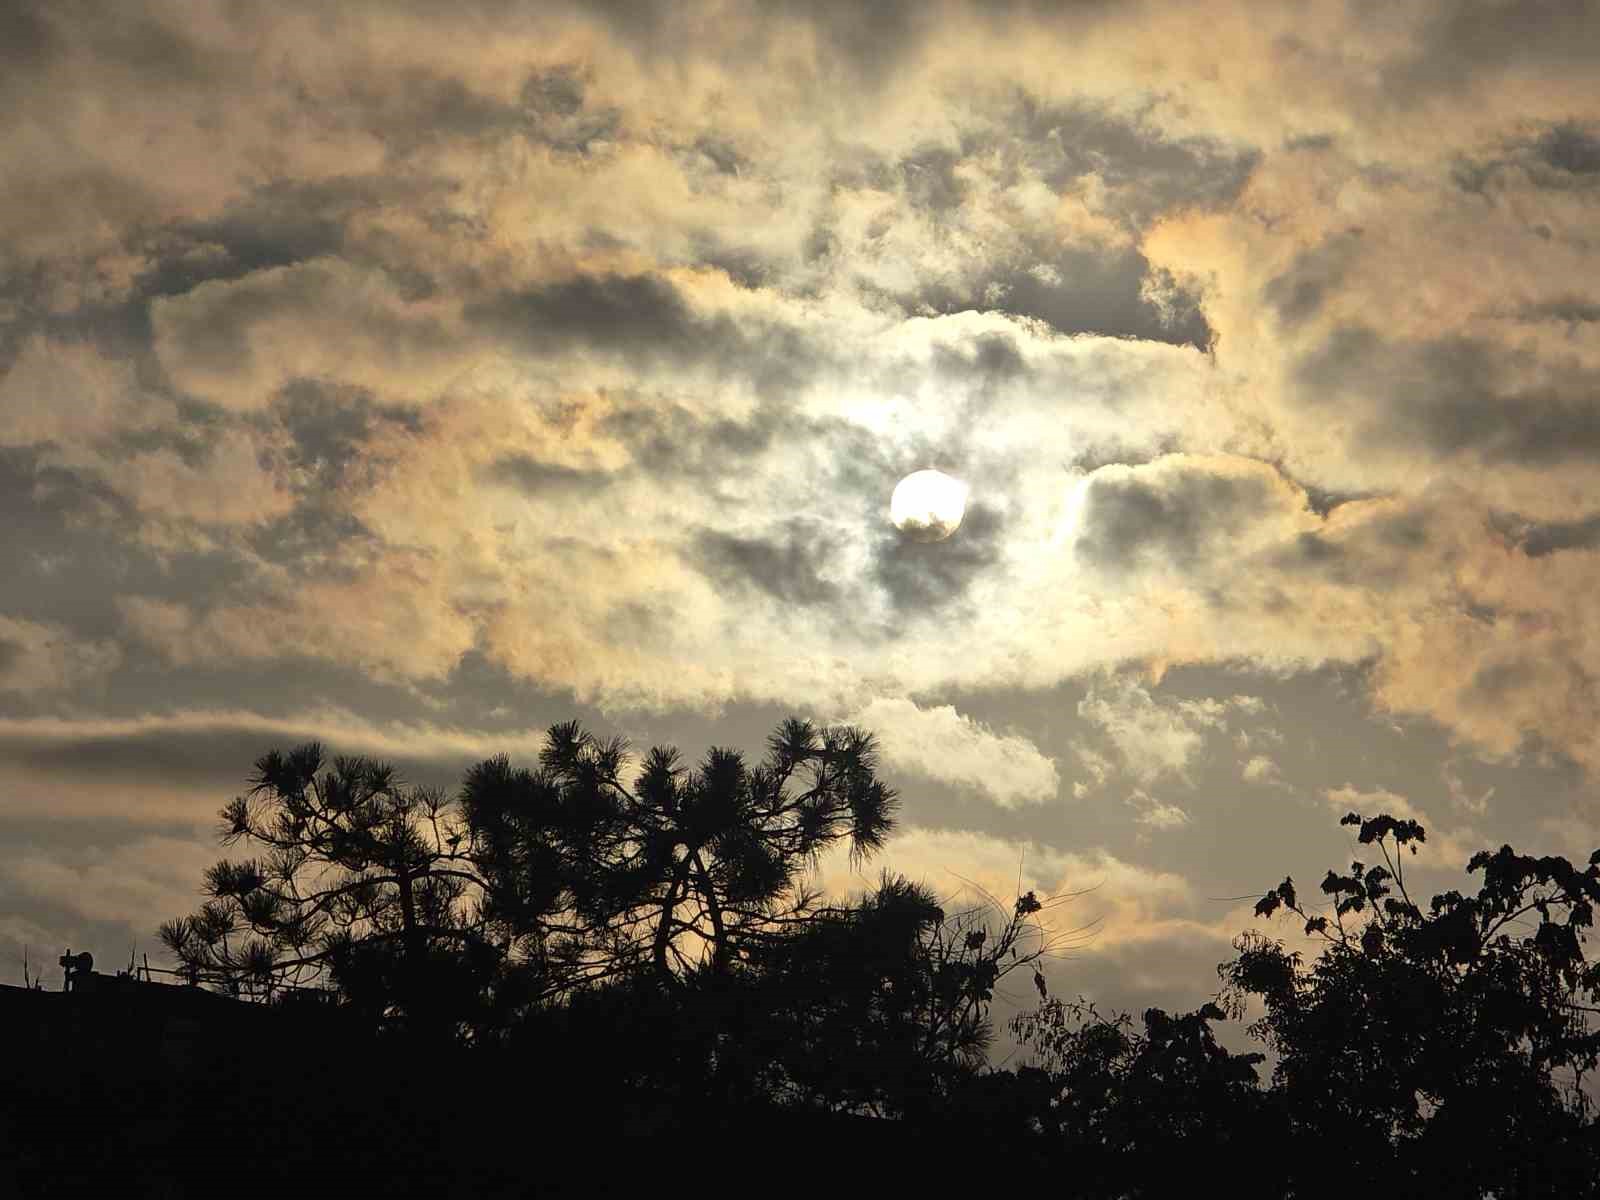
[5,719,1599,1196]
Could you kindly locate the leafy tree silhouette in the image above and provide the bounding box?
[717,871,1074,1118]
[1219,810,1600,1195]
[999,808,1600,1197]
[1009,994,1282,1197]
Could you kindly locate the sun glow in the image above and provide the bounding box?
[889,469,969,542]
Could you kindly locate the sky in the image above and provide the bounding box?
[2,0,1599,1034]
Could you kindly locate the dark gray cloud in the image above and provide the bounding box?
[521,64,584,116]
[244,507,379,582]
[1496,510,1600,557]
[0,637,24,677]
[576,0,946,81]
[1503,297,1600,326]
[2,177,402,386]
[1295,325,1600,464]
[484,454,612,496]
[353,68,528,154]
[1266,529,1347,573]
[1467,658,1540,703]
[1263,461,1376,520]
[261,378,423,503]
[0,3,220,92]
[1535,122,1600,176]
[796,95,1257,349]
[152,256,456,396]
[0,451,146,660]
[692,520,842,607]
[0,721,447,798]
[334,62,620,159]
[1454,120,1600,194]
[1259,499,1428,593]
[600,393,789,480]
[1261,229,1363,328]
[241,381,413,580]
[1065,436,1182,476]
[1074,465,1287,572]
[0,1,57,71]
[83,10,219,85]
[902,244,1212,349]
[871,501,1007,614]
[1384,1,1600,104]
[469,273,754,368]
[138,181,365,296]
[861,98,1259,349]
[1011,97,1259,226]
[898,146,969,213]
[929,331,1028,386]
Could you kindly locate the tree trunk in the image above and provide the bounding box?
[653,866,685,981]
[691,849,728,974]
[396,870,427,1029]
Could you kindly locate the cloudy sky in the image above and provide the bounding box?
[3,0,1599,1029]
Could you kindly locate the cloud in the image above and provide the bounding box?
[0,614,122,694]
[808,824,1198,952]
[1455,120,1600,194]
[151,259,465,410]
[1077,676,1245,784]
[845,697,1059,808]
[1126,789,1191,834]
[0,706,566,822]
[1073,455,1319,576]
[1496,510,1600,558]
[0,336,154,448]
[2,835,216,928]
[4,0,1600,986]
[468,272,730,366]
[117,552,481,684]
[1242,755,1281,784]
[1442,760,1494,817]
[1260,229,1363,328]
[869,500,1009,615]
[1295,326,1600,467]
[692,520,842,608]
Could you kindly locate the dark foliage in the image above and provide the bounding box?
[22,730,1592,1197]
[1212,810,1600,1195]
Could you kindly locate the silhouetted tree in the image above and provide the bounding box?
[1009,996,1282,1196]
[159,745,496,1036]
[513,867,1078,1126]
[1218,810,1600,1195]
[676,870,1084,1120]
[460,717,900,991]
[140,750,1600,1193]
[162,718,903,1041]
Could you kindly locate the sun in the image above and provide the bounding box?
[889,469,969,542]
